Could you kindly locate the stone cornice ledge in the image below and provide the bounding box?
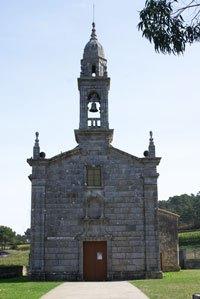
[27,147,80,166]
[27,158,49,166]
[80,217,109,225]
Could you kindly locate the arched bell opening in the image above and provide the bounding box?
[87,92,101,128]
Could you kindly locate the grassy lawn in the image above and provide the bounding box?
[0,277,61,299]
[0,250,29,266]
[132,270,200,299]
[0,251,60,299]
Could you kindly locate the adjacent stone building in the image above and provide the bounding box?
[27,23,179,281]
[158,209,180,272]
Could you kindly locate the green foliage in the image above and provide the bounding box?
[0,226,30,250]
[159,192,200,229]
[138,0,200,54]
[132,270,200,299]
[0,226,16,250]
[0,250,29,267]
[179,230,200,247]
[15,234,27,245]
[17,244,30,251]
[0,277,61,299]
[24,228,31,243]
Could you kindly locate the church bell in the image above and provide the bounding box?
[89,102,98,113]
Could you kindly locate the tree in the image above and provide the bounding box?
[138,0,200,54]
[24,228,31,243]
[159,192,200,228]
[193,192,200,227]
[0,226,16,250]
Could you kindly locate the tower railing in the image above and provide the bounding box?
[87,118,101,128]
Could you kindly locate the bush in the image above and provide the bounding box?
[10,243,18,250]
[0,265,23,278]
[17,244,30,251]
[179,230,200,247]
[0,250,29,266]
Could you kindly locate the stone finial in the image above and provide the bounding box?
[90,22,97,40]
[35,132,39,144]
[148,131,156,158]
[33,131,40,159]
[150,131,153,140]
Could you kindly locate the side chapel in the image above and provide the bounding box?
[27,23,179,281]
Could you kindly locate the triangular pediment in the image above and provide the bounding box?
[48,146,80,163]
[109,146,142,162]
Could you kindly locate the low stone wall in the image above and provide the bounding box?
[185,260,200,269]
[0,266,23,279]
[179,249,200,269]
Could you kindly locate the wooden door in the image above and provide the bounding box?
[83,241,107,281]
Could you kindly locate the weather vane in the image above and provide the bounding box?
[93,4,95,23]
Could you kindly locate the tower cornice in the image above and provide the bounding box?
[74,129,114,147]
[77,77,110,90]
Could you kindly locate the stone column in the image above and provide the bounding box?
[99,80,110,129]
[79,86,88,129]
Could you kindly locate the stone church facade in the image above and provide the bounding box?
[27,23,179,281]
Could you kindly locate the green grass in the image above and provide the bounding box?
[132,270,200,299]
[0,250,29,266]
[0,251,60,299]
[0,270,199,299]
[179,230,200,247]
[0,277,61,299]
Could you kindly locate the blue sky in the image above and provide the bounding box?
[0,0,200,234]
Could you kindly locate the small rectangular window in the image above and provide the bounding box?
[86,166,101,187]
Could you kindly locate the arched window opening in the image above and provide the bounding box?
[87,92,101,127]
[92,65,96,77]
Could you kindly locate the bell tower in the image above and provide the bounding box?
[75,23,113,147]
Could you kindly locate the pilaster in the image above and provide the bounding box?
[142,157,162,278]
[28,158,48,278]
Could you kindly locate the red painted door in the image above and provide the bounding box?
[83,241,107,281]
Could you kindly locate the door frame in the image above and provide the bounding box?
[78,237,112,280]
[83,241,107,281]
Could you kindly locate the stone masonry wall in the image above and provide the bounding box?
[29,145,161,280]
[158,209,180,272]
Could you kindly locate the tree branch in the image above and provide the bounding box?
[173,3,200,17]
